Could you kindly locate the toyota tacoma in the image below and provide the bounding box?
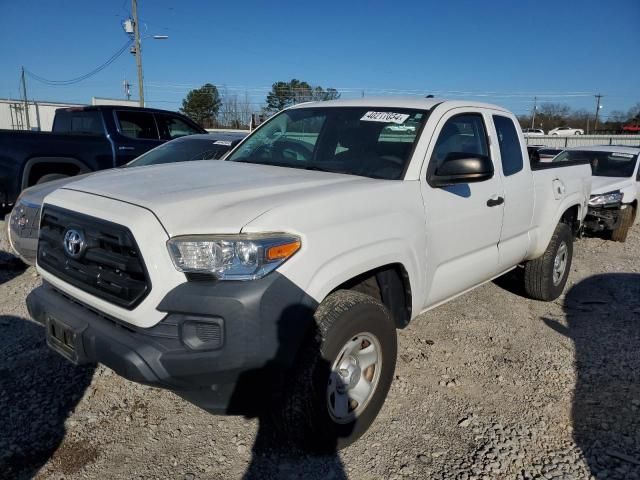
[26,98,592,449]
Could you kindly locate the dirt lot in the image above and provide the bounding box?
[1,219,639,480]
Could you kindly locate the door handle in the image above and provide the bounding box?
[118,146,135,151]
[486,196,504,207]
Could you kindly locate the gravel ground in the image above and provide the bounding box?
[1,219,639,480]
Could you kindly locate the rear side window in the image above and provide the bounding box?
[52,110,103,135]
[156,114,202,140]
[431,114,489,169]
[116,111,159,140]
[493,115,524,176]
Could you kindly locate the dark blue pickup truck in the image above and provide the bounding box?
[0,105,206,208]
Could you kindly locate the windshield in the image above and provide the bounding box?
[127,138,234,167]
[554,150,638,177]
[226,107,428,180]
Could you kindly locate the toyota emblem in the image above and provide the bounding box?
[63,229,85,258]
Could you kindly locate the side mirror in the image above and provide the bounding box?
[430,153,494,187]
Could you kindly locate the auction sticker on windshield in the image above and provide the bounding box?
[361,111,410,124]
[214,140,233,146]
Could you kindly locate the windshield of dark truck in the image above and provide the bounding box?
[554,150,638,177]
[226,107,428,180]
[127,138,233,167]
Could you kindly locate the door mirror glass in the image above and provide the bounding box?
[430,153,494,187]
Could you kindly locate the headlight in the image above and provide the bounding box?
[167,233,301,280]
[588,191,623,207]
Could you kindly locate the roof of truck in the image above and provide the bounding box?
[59,105,185,115]
[565,145,640,154]
[288,96,510,112]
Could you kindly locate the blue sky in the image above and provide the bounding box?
[1,0,638,118]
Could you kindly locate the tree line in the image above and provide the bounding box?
[180,79,340,129]
[517,102,640,134]
[180,82,639,133]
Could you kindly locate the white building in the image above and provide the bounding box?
[0,97,140,131]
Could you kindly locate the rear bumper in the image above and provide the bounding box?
[27,274,316,413]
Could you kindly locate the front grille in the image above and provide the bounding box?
[38,205,151,309]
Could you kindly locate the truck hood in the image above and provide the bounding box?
[591,176,633,195]
[60,161,372,236]
[19,172,95,207]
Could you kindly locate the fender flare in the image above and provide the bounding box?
[300,238,422,320]
[21,157,91,189]
[526,197,584,260]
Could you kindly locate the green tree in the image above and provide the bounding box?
[180,83,221,127]
[264,79,340,113]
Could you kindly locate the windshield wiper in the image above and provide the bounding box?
[305,165,340,173]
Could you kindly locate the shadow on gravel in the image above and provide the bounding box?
[0,255,27,286]
[492,266,527,297]
[225,305,349,480]
[543,274,640,479]
[0,315,95,479]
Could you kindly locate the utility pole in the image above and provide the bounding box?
[132,0,144,107]
[123,79,131,100]
[20,66,31,130]
[530,96,537,129]
[594,93,603,132]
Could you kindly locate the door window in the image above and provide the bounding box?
[156,114,202,140]
[431,114,489,169]
[116,111,159,140]
[493,115,524,176]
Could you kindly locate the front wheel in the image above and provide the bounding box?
[574,131,582,135]
[611,206,635,242]
[524,222,573,301]
[35,173,69,185]
[276,290,397,451]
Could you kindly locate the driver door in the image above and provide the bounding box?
[420,109,505,307]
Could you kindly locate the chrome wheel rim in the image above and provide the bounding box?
[327,332,382,424]
[553,241,568,286]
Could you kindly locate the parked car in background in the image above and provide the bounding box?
[621,122,640,134]
[6,132,247,265]
[522,128,545,136]
[527,145,546,164]
[26,97,591,449]
[555,145,640,242]
[0,105,207,209]
[548,126,584,136]
[536,147,564,162]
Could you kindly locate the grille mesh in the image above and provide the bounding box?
[38,206,151,309]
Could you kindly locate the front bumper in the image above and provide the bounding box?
[584,205,622,232]
[27,273,316,413]
[6,200,41,265]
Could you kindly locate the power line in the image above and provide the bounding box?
[24,39,133,86]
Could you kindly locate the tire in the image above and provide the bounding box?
[574,131,581,135]
[276,290,397,451]
[611,206,635,242]
[524,222,573,301]
[35,173,69,185]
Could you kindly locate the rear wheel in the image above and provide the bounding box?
[611,206,635,242]
[276,290,397,451]
[524,222,573,301]
[35,173,69,185]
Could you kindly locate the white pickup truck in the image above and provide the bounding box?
[27,98,591,449]
[555,145,639,242]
